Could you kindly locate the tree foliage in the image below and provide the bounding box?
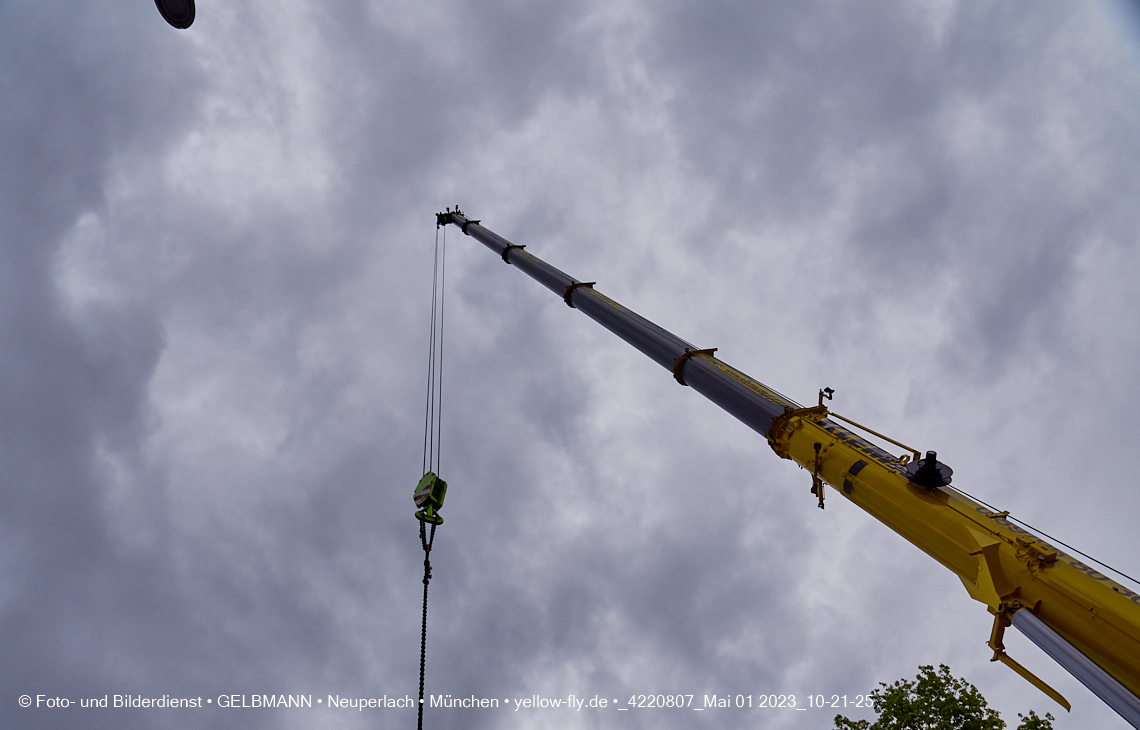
[1014,710,1055,730]
[833,665,1054,730]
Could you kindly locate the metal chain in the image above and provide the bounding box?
[417,518,436,730]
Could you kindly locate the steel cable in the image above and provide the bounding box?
[416,220,447,729]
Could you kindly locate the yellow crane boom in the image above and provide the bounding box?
[438,209,1140,727]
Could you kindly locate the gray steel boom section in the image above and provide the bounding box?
[445,212,798,437]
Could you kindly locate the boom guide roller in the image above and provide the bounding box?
[437,208,1140,727]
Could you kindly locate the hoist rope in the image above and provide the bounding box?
[422,225,446,476]
[416,221,447,729]
[436,225,446,474]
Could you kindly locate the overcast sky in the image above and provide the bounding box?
[3,1,1140,728]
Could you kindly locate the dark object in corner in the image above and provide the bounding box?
[155,0,195,29]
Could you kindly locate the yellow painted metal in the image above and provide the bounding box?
[827,411,919,464]
[766,404,1140,704]
[988,612,1071,710]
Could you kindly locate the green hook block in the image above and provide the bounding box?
[414,471,447,524]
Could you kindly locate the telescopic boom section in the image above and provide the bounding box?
[439,209,1140,727]
[438,210,801,433]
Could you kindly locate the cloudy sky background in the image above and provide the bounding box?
[3,1,1140,728]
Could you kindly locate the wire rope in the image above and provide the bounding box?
[952,485,1140,590]
[435,225,446,475]
[416,219,448,730]
[422,226,440,475]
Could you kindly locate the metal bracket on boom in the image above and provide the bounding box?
[563,281,596,308]
[823,410,920,465]
[766,404,834,507]
[812,442,826,509]
[672,348,718,386]
[806,388,923,466]
[437,205,466,228]
[501,244,525,264]
[988,605,1071,711]
[767,404,830,460]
